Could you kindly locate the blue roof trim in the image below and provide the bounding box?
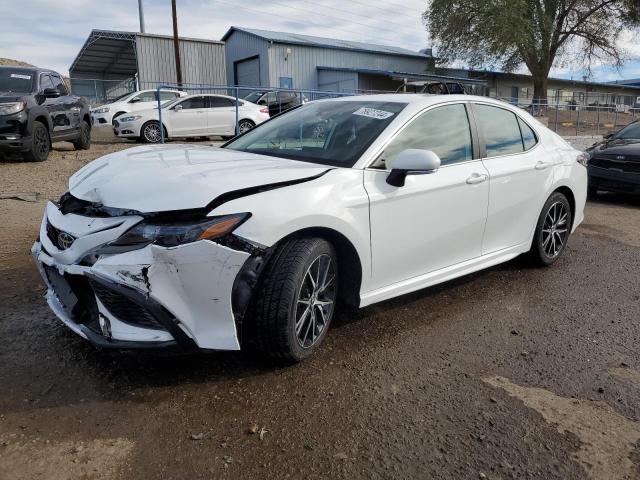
[222,26,431,59]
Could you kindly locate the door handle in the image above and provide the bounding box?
[466,173,488,184]
[535,161,552,170]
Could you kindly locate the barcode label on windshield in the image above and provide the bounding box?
[10,74,31,80]
[353,107,395,120]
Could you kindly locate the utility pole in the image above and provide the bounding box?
[138,0,145,33]
[171,0,183,86]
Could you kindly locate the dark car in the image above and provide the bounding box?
[585,120,640,196]
[243,90,305,116]
[0,66,91,162]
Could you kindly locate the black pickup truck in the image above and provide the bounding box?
[0,66,91,162]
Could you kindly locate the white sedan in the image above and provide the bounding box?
[32,94,586,362]
[91,89,186,125]
[113,94,270,142]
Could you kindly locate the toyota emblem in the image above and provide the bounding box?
[57,231,75,250]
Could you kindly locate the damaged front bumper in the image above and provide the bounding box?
[32,201,254,351]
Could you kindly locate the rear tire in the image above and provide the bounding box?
[140,121,164,143]
[529,192,572,266]
[252,237,338,362]
[72,120,91,150]
[238,119,255,134]
[23,121,50,162]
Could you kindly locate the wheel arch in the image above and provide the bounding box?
[33,115,51,144]
[552,185,576,230]
[271,226,362,308]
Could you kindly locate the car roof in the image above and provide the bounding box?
[0,65,58,75]
[320,93,519,110]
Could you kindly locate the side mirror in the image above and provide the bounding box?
[603,132,614,139]
[129,98,141,103]
[386,149,441,187]
[43,88,60,98]
[173,104,183,111]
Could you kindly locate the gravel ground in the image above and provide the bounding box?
[1,131,640,479]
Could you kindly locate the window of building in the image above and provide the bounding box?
[279,77,293,89]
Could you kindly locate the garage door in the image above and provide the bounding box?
[235,57,260,86]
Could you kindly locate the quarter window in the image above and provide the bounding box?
[518,117,537,150]
[372,103,473,169]
[474,104,524,157]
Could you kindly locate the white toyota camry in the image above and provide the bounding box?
[32,94,587,361]
[113,93,270,142]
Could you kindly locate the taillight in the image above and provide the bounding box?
[576,152,589,166]
[260,107,269,114]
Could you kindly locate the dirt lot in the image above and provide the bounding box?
[1,132,640,480]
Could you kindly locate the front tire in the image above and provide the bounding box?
[252,237,338,362]
[23,121,50,162]
[529,192,572,266]
[140,121,164,143]
[72,120,91,150]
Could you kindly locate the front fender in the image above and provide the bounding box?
[210,168,373,292]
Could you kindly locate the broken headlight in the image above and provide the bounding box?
[110,213,251,248]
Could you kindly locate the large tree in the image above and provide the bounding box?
[424,0,640,103]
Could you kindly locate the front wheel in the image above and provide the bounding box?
[529,192,572,266]
[252,237,338,362]
[23,121,50,162]
[140,121,164,143]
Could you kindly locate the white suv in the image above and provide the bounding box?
[91,89,186,126]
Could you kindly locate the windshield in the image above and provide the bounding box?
[0,69,35,93]
[613,121,640,140]
[225,100,407,167]
[244,92,264,103]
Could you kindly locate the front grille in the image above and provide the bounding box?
[89,280,164,330]
[46,221,75,250]
[590,156,640,174]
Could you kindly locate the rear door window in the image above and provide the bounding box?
[159,91,180,101]
[474,104,525,157]
[208,96,234,108]
[179,96,207,109]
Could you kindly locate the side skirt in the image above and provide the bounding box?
[359,243,529,307]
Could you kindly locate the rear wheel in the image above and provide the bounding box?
[140,121,164,143]
[238,119,255,134]
[23,121,50,162]
[529,192,572,266]
[72,120,91,150]
[252,237,338,362]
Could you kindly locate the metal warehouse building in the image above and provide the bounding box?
[69,29,226,103]
[222,26,478,92]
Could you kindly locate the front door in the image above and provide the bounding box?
[364,103,489,291]
[170,96,208,136]
[40,73,73,139]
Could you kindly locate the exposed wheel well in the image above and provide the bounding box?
[83,113,91,128]
[277,227,362,307]
[553,186,576,229]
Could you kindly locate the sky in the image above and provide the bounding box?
[1,0,639,82]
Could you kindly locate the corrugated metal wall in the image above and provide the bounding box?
[268,43,431,90]
[224,32,270,87]
[136,34,226,86]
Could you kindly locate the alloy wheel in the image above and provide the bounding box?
[34,126,49,157]
[144,123,161,142]
[295,254,336,348]
[541,201,569,257]
[239,120,254,134]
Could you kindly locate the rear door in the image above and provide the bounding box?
[169,96,208,136]
[471,103,553,253]
[51,73,81,131]
[206,96,237,135]
[40,73,72,139]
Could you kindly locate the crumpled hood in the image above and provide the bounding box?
[69,144,330,213]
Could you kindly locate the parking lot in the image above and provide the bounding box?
[1,133,640,479]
